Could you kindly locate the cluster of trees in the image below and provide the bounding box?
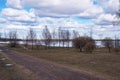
[73,36,120,53]
[0,25,120,53]
[5,26,72,49]
[102,38,120,53]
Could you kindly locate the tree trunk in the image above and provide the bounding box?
[80,48,82,52]
[108,47,111,53]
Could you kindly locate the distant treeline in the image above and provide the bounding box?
[0,26,120,53]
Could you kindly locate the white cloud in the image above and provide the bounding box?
[0,18,6,23]
[0,16,118,39]
[94,14,117,25]
[93,24,120,39]
[105,0,119,13]
[1,8,37,24]
[20,0,102,18]
[7,0,119,19]
[78,5,103,18]
[5,24,28,30]
[0,0,119,39]
[2,8,27,17]
[22,0,92,10]
[95,0,119,13]
[6,0,22,9]
[5,0,119,18]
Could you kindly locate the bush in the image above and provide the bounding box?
[72,36,95,52]
[83,42,95,53]
[73,37,85,52]
[101,38,113,52]
[113,47,120,53]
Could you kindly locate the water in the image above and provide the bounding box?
[0,41,103,47]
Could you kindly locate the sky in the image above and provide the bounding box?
[0,0,120,39]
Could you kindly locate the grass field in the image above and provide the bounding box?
[12,47,120,80]
[0,52,39,80]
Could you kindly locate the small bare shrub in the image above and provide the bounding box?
[113,47,120,53]
[84,42,95,53]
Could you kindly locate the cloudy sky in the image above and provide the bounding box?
[0,0,120,39]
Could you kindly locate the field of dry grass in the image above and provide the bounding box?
[12,47,120,80]
[0,52,40,80]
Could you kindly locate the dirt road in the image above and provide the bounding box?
[0,46,105,80]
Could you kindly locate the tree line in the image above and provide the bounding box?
[0,26,120,53]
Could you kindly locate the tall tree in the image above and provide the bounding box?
[4,31,8,42]
[62,30,71,48]
[24,35,29,48]
[0,32,2,40]
[58,27,62,47]
[60,30,66,47]
[66,30,71,48]
[27,28,37,49]
[51,29,57,47]
[42,25,52,48]
[8,31,18,47]
[102,37,113,52]
[72,30,79,39]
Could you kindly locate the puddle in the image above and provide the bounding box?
[0,58,6,61]
[0,49,3,52]
[4,64,13,67]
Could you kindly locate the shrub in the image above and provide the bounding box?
[72,36,95,52]
[102,38,113,52]
[113,47,120,53]
[83,42,95,53]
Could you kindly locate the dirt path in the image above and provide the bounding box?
[0,46,105,80]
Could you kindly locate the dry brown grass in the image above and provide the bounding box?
[0,53,24,80]
[12,47,120,80]
[0,52,40,80]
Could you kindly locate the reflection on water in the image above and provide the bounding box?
[0,41,103,47]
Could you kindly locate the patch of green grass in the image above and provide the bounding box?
[12,47,120,80]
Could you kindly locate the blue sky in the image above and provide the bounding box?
[0,0,119,39]
[0,0,6,11]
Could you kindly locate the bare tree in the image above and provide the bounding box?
[27,28,37,49]
[102,37,113,52]
[4,31,8,42]
[114,35,120,48]
[34,36,40,49]
[42,25,52,48]
[0,32,2,40]
[72,30,79,39]
[66,30,71,48]
[59,30,70,47]
[38,35,43,49]
[51,29,57,47]
[62,30,71,48]
[24,35,29,48]
[58,27,62,47]
[60,30,66,47]
[8,31,18,47]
